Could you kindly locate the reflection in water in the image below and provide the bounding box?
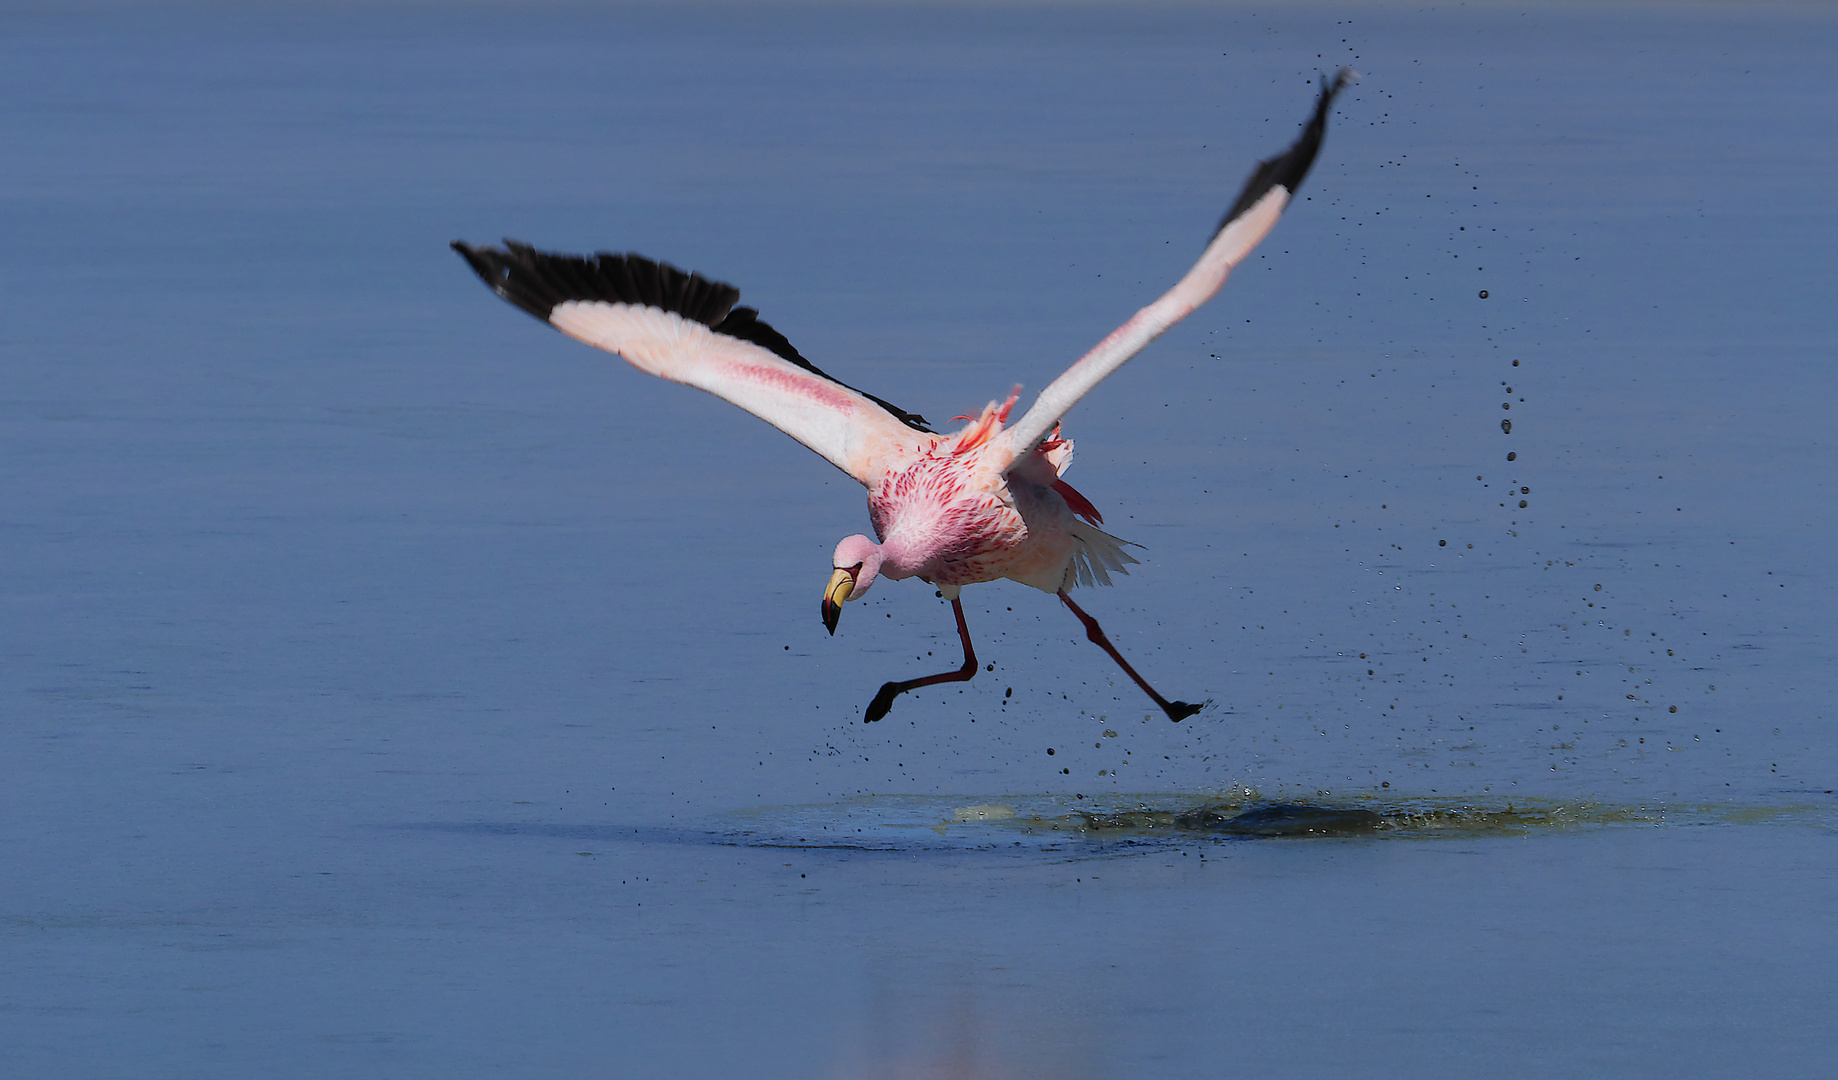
[827,962,1100,1080]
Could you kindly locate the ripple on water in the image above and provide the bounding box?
[714,792,1828,853]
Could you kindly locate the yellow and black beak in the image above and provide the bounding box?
[822,567,856,635]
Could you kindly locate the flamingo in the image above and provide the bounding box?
[454,70,1352,724]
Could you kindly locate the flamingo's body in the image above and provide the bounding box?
[455,72,1352,722]
[852,394,1130,596]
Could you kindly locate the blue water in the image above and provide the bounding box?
[3,3,1834,1076]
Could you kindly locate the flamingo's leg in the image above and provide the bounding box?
[865,598,978,722]
[1058,591,1207,722]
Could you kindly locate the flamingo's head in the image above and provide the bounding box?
[822,535,883,635]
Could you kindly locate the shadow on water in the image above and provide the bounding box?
[402,792,1830,857]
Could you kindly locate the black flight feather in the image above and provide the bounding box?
[1215,69,1355,237]
[451,241,933,433]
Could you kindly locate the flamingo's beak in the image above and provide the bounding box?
[822,567,855,635]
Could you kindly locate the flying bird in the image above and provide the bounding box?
[454,70,1352,723]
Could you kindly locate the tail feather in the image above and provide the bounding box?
[1066,522,1138,589]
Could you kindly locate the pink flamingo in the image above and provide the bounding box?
[455,71,1352,723]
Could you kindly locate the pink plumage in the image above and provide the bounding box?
[453,72,1353,723]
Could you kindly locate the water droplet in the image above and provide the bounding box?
[1478,290,1489,299]
[1501,419,1512,433]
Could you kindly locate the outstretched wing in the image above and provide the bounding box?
[451,242,934,485]
[1003,70,1354,456]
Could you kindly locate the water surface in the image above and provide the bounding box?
[2,2,1834,1076]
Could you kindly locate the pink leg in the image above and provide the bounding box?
[1058,591,1207,722]
[865,598,978,723]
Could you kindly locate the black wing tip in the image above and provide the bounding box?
[450,238,553,320]
[1214,67,1357,236]
[449,240,740,326]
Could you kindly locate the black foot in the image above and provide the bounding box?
[864,682,902,723]
[1164,699,1209,723]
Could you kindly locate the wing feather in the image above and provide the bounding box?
[452,242,932,484]
[1003,69,1354,456]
